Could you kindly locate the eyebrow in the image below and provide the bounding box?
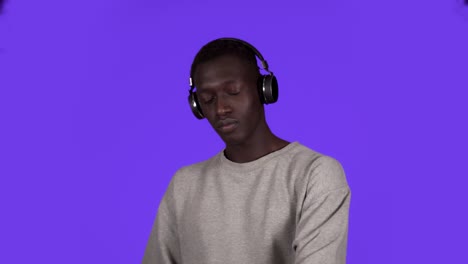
[197,80,236,92]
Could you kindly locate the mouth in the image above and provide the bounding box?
[216,119,238,134]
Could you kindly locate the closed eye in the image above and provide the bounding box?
[227,88,240,95]
[200,95,215,104]
[203,98,214,104]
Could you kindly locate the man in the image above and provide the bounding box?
[143,38,351,264]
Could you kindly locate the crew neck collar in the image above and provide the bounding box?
[218,141,299,173]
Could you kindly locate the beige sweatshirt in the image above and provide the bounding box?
[143,142,351,264]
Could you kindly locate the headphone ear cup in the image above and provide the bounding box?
[257,76,266,104]
[260,74,279,104]
[188,91,205,119]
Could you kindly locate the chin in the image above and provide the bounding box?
[219,134,245,146]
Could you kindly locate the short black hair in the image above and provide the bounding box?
[190,38,260,85]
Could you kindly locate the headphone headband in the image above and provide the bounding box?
[190,37,273,88]
[216,37,272,74]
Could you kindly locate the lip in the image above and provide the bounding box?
[216,119,238,133]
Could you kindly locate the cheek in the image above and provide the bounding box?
[240,97,263,123]
[199,104,215,119]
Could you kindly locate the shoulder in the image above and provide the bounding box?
[169,152,221,188]
[288,143,348,195]
[308,155,347,189]
[285,142,323,163]
[175,152,220,177]
[162,152,221,211]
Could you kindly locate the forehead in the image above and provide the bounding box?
[193,55,255,90]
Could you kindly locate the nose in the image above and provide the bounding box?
[216,95,231,117]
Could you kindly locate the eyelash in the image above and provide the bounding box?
[201,91,239,105]
[202,97,214,104]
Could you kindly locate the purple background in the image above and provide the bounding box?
[1,0,467,263]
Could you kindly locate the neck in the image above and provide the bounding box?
[223,126,289,163]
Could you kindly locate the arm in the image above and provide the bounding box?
[142,178,181,264]
[293,157,351,264]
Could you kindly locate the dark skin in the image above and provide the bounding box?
[193,54,289,163]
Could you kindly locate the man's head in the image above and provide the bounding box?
[190,39,268,146]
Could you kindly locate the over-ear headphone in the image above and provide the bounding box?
[188,37,279,119]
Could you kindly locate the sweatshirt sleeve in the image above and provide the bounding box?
[293,156,351,264]
[142,176,181,264]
